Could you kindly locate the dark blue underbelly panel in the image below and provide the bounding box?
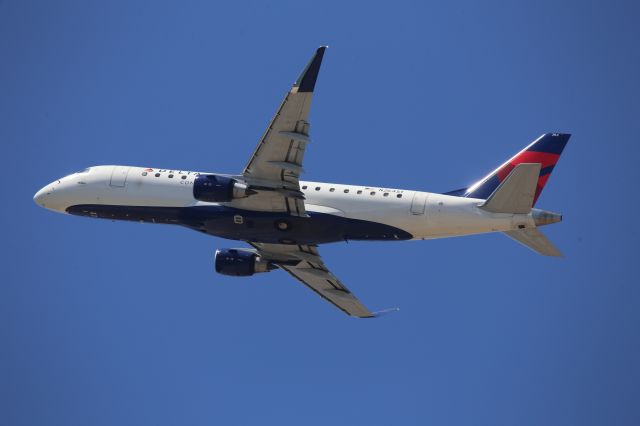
[66,204,413,244]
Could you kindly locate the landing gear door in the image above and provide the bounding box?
[410,192,427,215]
[110,166,130,187]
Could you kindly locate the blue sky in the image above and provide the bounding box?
[2,1,639,425]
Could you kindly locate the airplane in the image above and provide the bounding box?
[34,46,570,318]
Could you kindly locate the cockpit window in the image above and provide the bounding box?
[76,168,91,174]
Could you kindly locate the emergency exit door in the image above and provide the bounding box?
[410,192,427,215]
[109,166,130,187]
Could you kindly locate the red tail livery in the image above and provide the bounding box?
[448,133,570,205]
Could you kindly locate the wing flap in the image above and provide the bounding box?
[280,264,374,318]
[238,47,327,217]
[250,242,375,318]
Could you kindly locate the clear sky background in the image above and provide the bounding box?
[2,1,639,425]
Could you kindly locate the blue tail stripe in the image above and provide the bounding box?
[540,165,555,176]
[526,133,570,155]
[466,174,501,199]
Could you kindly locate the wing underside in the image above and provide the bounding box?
[250,242,375,318]
[228,49,376,318]
[234,47,327,217]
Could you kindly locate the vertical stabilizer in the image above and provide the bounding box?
[447,133,570,206]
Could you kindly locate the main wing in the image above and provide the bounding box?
[235,46,327,217]
[250,242,375,318]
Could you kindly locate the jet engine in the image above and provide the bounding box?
[193,174,254,202]
[214,249,277,277]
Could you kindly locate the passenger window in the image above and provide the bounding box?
[357,190,362,194]
[155,173,161,177]
[302,185,307,190]
[383,193,389,197]
[168,174,174,178]
[142,172,148,176]
[344,189,349,193]
[181,175,187,180]
[315,187,321,191]
[397,194,402,198]
[329,188,335,192]
[370,191,376,196]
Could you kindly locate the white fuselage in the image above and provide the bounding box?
[34,165,534,242]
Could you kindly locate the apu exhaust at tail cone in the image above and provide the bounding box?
[532,209,562,226]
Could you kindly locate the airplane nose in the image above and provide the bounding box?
[33,187,48,207]
[34,184,57,209]
[34,180,73,213]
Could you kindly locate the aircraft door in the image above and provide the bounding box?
[410,192,427,215]
[109,166,131,187]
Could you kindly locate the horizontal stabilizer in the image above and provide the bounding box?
[480,163,540,214]
[504,227,562,257]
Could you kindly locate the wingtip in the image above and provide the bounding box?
[294,46,327,93]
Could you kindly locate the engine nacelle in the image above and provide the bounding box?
[194,174,253,203]
[214,249,276,277]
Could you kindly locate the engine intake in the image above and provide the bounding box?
[214,249,276,277]
[194,174,253,202]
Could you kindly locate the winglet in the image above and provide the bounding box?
[372,307,400,318]
[293,46,327,93]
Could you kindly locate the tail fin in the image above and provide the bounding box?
[447,133,570,205]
